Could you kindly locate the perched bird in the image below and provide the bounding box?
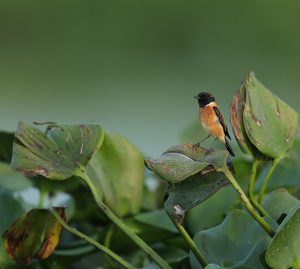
[194,92,235,156]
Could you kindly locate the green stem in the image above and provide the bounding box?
[38,189,47,208]
[258,158,280,204]
[174,222,208,268]
[104,226,119,269]
[50,209,136,269]
[78,169,172,269]
[248,160,268,217]
[223,168,275,237]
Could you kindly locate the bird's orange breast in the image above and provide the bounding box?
[200,105,225,142]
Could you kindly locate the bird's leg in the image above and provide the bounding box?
[193,135,210,148]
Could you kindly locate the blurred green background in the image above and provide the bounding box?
[1,0,299,156]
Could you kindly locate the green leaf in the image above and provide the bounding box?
[0,131,15,163]
[265,207,300,269]
[186,185,240,235]
[164,170,229,223]
[192,210,269,269]
[11,122,104,180]
[86,131,144,217]
[146,143,229,183]
[256,139,300,192]
[262,189,299,223]
[2,207,66,265]
[133,209,177,233]
[0,162,32,191]
[147,144,231,223]
[242,72,298,159]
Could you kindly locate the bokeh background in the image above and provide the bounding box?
[1,0,300,156]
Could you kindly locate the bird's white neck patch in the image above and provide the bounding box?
[205,101,217,107]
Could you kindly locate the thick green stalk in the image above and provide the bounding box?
[77,169,172,269]
[174,222,208,268]
[258,158,280,204]
[248,160,268,217]
[50,209,136,269]
[223,168,275,237]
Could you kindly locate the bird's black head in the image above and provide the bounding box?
[194,92,215,107]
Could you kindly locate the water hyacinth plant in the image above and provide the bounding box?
[1,72,299,269]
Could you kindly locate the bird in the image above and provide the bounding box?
[194,92,235,157]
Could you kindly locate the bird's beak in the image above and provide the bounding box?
[194,96,199,99]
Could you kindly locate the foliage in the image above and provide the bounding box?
[0,72,299,269]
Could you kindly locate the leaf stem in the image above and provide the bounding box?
[104,226,119,269]
[248,160,268,217]
[78,169,172,269]
[38,187,47,208]
[174,221,208,268]
[223,168,275,237]
[50,209,136,269]
[258,158,280,204]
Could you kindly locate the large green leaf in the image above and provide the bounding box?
[11,122,104,180]
[164,171,229,223]
[146,144,231,222]
[192,210,269,269]
[243,72,298,159]
[146,143,229,183]
[86,132,144,217]
[262,189,299,223]
[265,207,300,269]
[256,139,300,192]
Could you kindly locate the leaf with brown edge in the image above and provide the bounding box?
[11,122,104,180]
[2,208,66,265]
[230,88,263,158]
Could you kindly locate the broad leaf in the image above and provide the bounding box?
[192,210,269,269]
[86,132,144,217]
[2,207,66,265]
[146,143,229,183]
[164,171,229,223]
[134,210,177,233]
[0,131,15,163]
[242,72,298,159]
[147,144,231,223]
[256,139,300,192]
[11,122,104,180]
[266,207,300,269]
[262,189,299,223]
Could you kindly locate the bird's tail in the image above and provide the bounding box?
[225,139,235,157]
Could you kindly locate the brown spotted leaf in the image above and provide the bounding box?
[11,122,104,180]
[2,208,65,265]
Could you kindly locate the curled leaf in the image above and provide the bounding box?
[2,208,66,265]
[11,122,104,180]
[230,71,298,159]
[145,143,229,183]
[230,87,263,158]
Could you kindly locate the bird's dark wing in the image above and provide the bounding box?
[213,106,231,140]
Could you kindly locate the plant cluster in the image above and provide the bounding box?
[0,72,299,269]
